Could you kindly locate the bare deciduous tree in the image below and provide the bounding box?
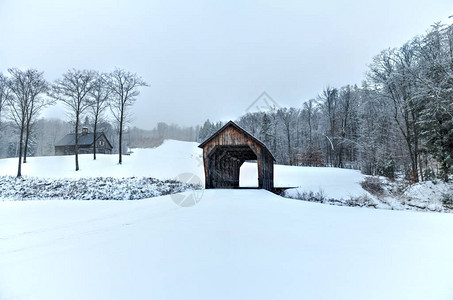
[0,73,10,126]
[49,69,96,171]
[107,68,148,164]
[22,70,50,163]
[277,108,297,165]
[89,73,111,160]
[5,69,47,176]
[319,87,339,167]
[368,46,421,182]
[302,98,318,164]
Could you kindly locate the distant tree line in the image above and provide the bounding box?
[199,23,453,183]
[2,23,452,182]
[198,120,224,142]
[126,123,200,149]
[0,118,200,157]
[0,68,147,176]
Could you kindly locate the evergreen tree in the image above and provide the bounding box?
[198,119,212,142]
[260,113,272,148]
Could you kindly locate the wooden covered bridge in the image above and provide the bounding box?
[199,121,275,191]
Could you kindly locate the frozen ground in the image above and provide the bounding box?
[0,190,452,300]
[361,176,453,212]
[0,140,451,210]
[241,162,368,199]
[0,140,370,200]
[0,140,205,181]
[1,140,451,210]
[0,176,200,200]
[1,140,453,299]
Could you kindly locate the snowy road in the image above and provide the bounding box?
[1,189,452,300]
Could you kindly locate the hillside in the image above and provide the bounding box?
[0,140,204,181]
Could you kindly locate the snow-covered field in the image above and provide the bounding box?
[2,139,448,210]
[241,162,369,199]
[1,140,453,299]
[0,140,370,200]
[0,140,205,181]
[1,190,453,300]
[0,176,200,200]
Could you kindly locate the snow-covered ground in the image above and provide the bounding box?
[1,140,451,209]
[0,140,369,200]
[404,180,452,203]
[1,140,451,210]
[1,140,453,299]
[1,190,452,300]
[0,140,205,181]
[0,176,200,200]
[240,160,368,200]
[359,176,453,212]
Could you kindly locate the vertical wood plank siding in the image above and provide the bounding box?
[200,121,274,191]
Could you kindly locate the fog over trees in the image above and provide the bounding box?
[1,68,149,175]
[200,23,453,182]
[107,68,148,165]
[4,69,49,176]
[88,73,111,160]
[0,22,452,181]
[49,69,96,171]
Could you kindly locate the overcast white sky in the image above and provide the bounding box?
[0,0,451,129]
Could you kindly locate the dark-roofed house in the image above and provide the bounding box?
[55,127,113,156]
[199,120,275,191]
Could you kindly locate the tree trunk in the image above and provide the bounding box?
[75,114,79,171]
[339,98,350,169]
[93,115,97,160]
[411,108,420,182]
[406,138,416,182]
[23,123,30,164]
[285,123,291,165]
[442,161,449,182]
[23,101,34,164]
[17,122,25,177]
[418,153,423,182]
[118,105,124,164]
[396,104,419,183]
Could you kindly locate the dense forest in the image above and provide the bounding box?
[1,23,452,182]
[199,23,453,182]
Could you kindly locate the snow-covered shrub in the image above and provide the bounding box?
[376,159,395,179]
[422,168,436,181]
[282,189,376,208]
[361,177,384,196]
[404,169,419,185]
[282,176,452,213]
[288,190,326,203]
[0,176,202,201]
[441,193,453,206]
[345,195,376,208]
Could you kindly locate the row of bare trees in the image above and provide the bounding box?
[0,69,51,177]
[231,23,453,182]
[0,68,147,176]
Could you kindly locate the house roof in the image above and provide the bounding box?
[55,132,112,148]
[198,120,275,161]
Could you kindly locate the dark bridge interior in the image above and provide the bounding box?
[199,121,274,191]
[207,145,257,188]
